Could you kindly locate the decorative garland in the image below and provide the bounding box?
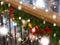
[0,1,60,45]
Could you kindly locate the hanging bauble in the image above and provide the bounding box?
[28,23,32,28]
[8,9,11,15]
[45,26,50,34]
[9,6,15,11]
[38,29,43,36]
[8,6,15,16]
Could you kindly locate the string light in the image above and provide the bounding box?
[43,20,46,24]
[18,38,22,42]
[33,6,36,9]
[1,1,4,5]
[54,33,56,37]
[18,6,22,10]
[27,19,30,22]
[19,1,23,4]
[19,17,21,20]
[35,37,38,40]
[53,23,56,26]
[8,3,11,7]
[53,15,56,19]
[45,9,48,12]
[22,19,26,24]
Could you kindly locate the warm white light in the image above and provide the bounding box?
[0,26,8,36]
[54,33,56,37]
[53,23,56,26]
[19,1,23,4]
[27,19,30,22]
[40,36,50,45]
[19,17,21,20]
[8,3,10,7]
[18,6,22,10]
[18,38,21,42]
[43,20,46,24]
[22,19,26,24]
[53,15,56,19]
[4,10,8,12]
[33,6,36,9]
[1,1,4,5]
[45,9,49,12]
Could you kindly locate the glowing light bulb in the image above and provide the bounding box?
[54,33,56,37]
[19,17,21,20]
[8,3,10,7]
[33,6,36,9]
[19,1,23,4]
[45,9,49,12]
[53,23,56,26]
[27,19,30,22]
[43,20,46,24]
[18,6,22,10]
[53,15,56,19]
[1,1,4,5]
[18,38,21,42]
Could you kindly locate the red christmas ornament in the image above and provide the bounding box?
[38,29,44,36]
[38,29,43,34]
[45,26,50,34]
[8,9,11,15]
[8,6,15,15]
[9,6,15,11]
[30,26,38,35]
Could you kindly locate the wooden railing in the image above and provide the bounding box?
[0,0,60,27]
